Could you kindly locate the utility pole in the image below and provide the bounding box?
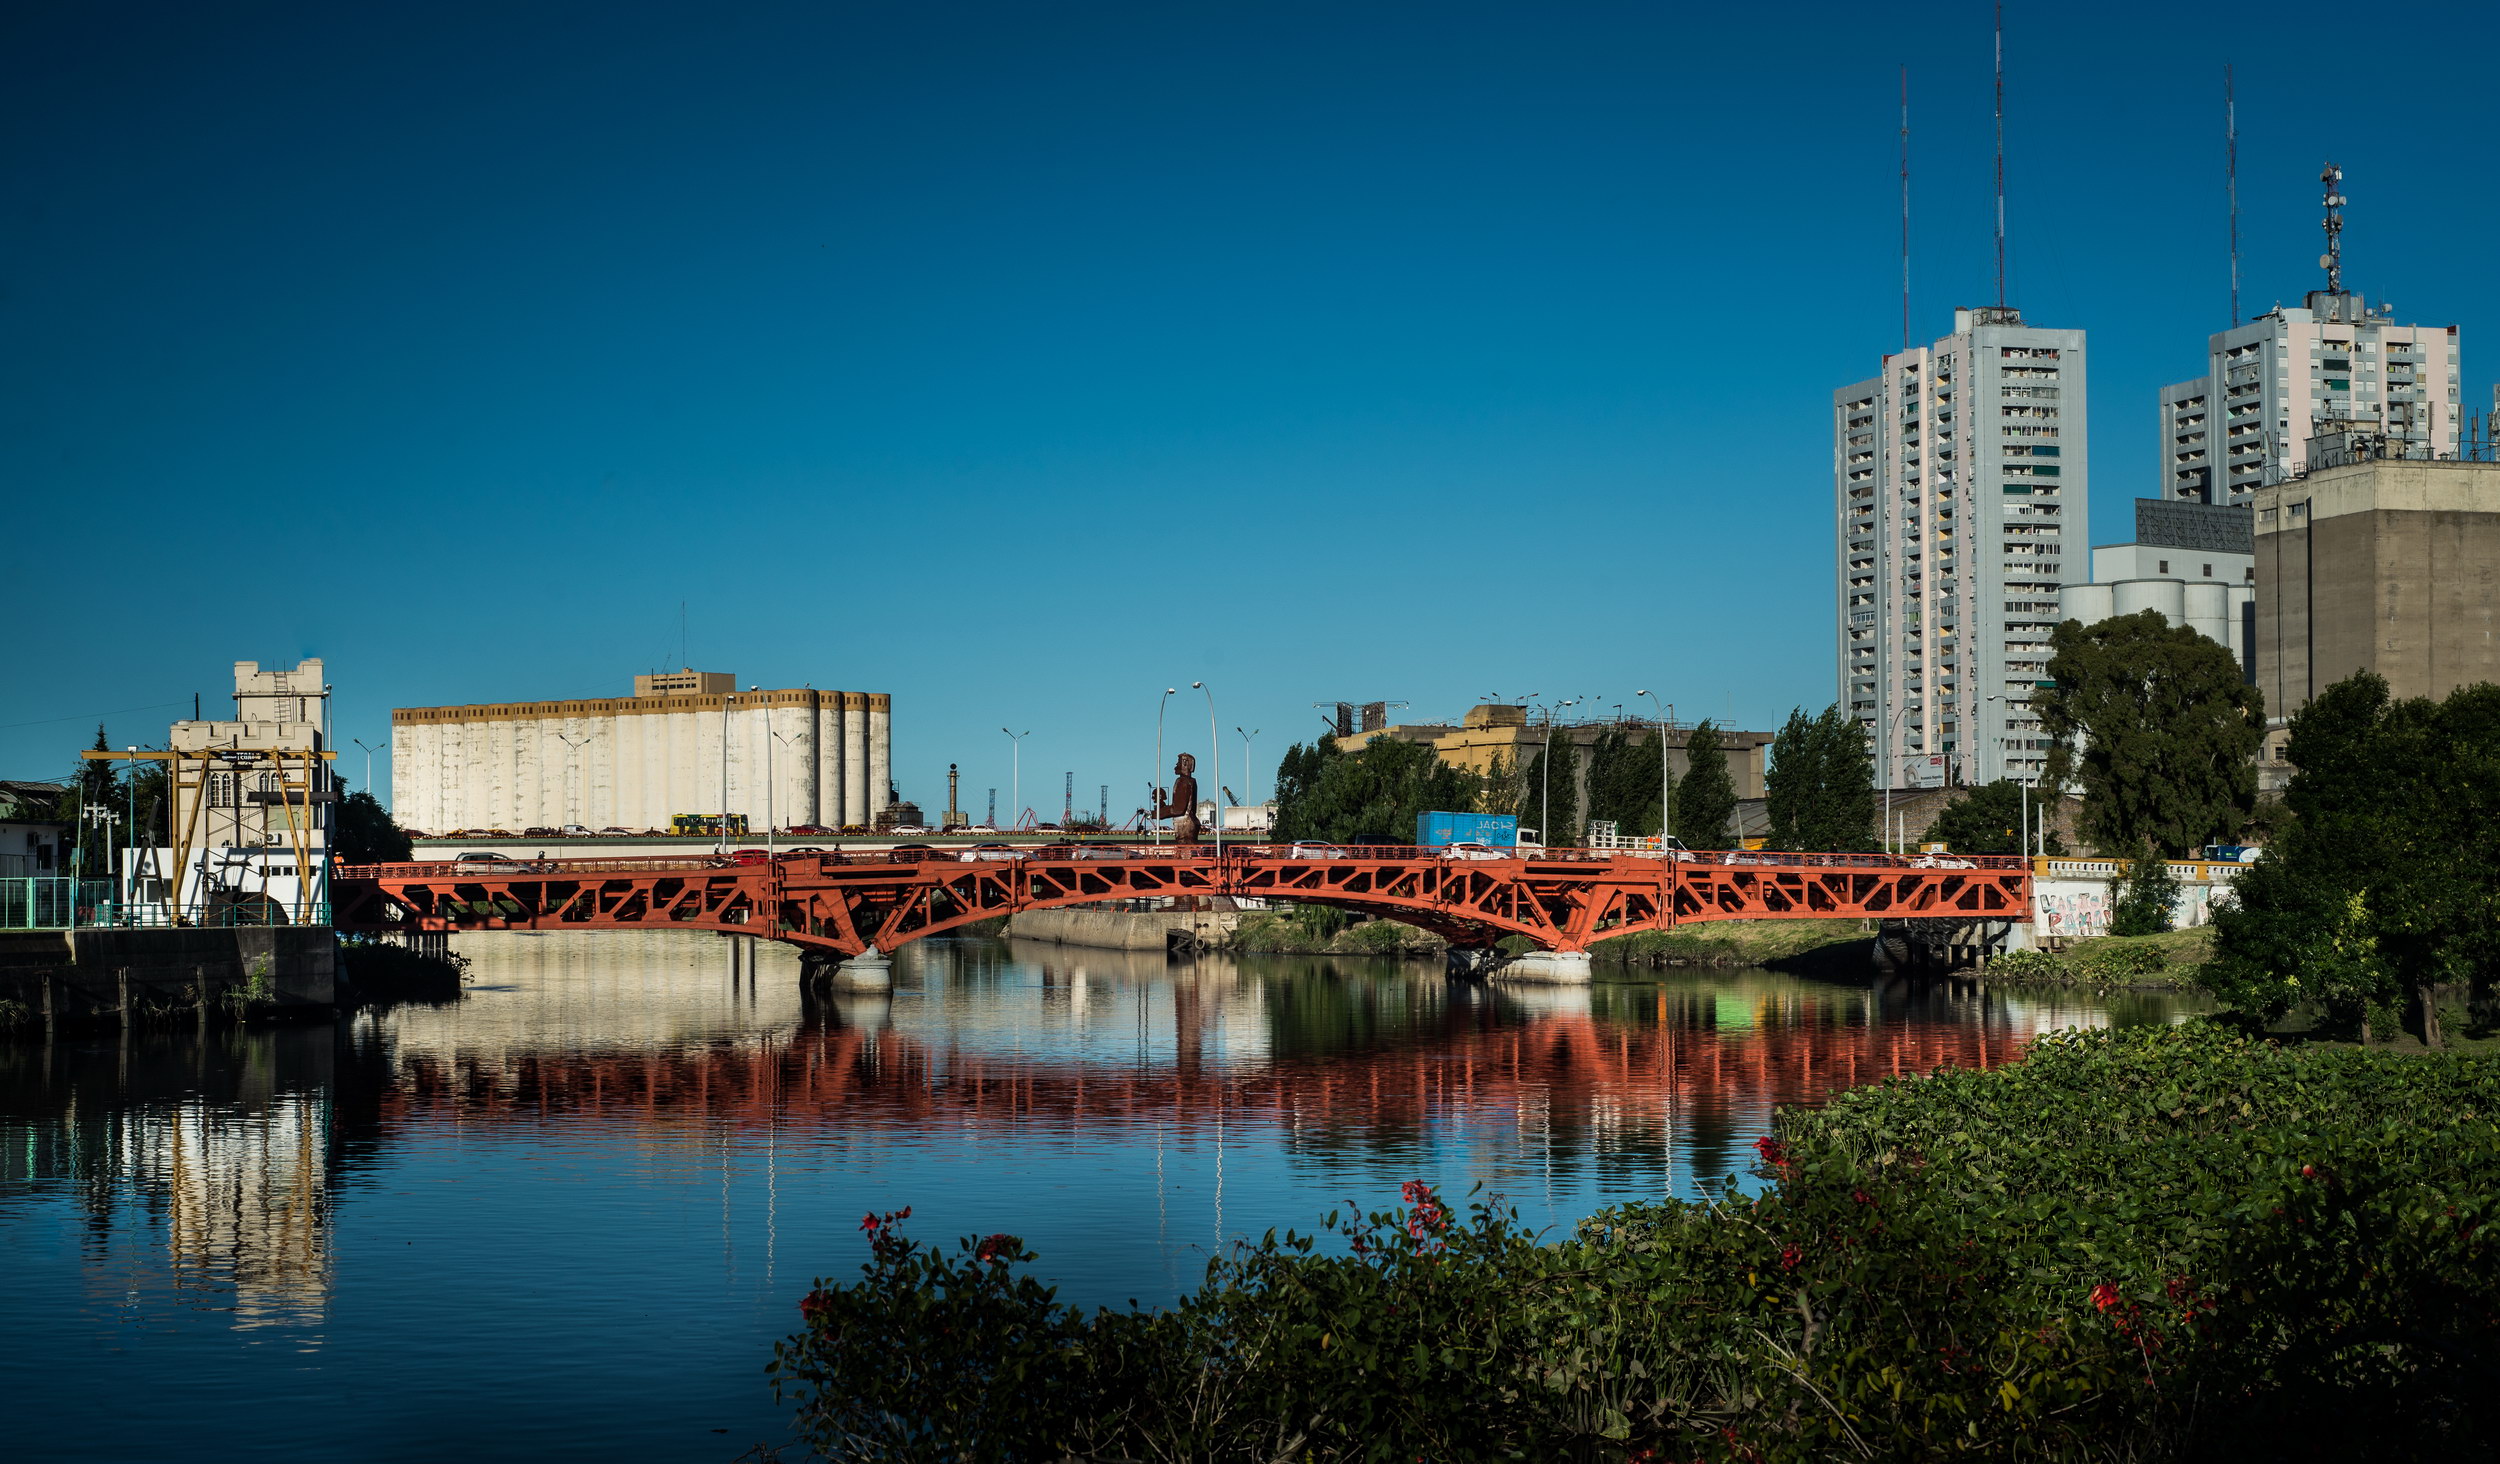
[1001,729,1030,832]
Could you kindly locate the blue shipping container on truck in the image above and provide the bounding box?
[1415,811,1518,848]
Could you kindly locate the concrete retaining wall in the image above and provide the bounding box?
[0,926,334,1029]
[1005,909,1242,952]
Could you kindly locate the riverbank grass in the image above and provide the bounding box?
[1585,917,1870,970]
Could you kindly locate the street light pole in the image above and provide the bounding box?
[1635,691,1673,846]
[1153,688,1177,845]
[1538,697,1577,848]
[1235,727,1259,807]
[1192,683,1219,860]
[1001,728,1030,832]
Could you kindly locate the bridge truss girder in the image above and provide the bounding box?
[333,849,2030,960]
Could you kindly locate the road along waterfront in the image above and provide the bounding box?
[0,931,2205,1462]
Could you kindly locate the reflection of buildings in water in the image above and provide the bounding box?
[363,937,2133,1197]
[0,1032,334,1331]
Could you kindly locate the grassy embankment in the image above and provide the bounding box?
[1226,912,1876,971]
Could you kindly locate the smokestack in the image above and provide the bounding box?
[945,763,961,828]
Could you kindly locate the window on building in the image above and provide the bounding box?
[2158,560,2169,574]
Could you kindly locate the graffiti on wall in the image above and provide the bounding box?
[2033,875,2227,941]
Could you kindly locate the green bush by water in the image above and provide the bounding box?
[769,1024,2500,1461]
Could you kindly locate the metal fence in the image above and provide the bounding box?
[0,878,327,931]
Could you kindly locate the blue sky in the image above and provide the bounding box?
[7,0,2495,817]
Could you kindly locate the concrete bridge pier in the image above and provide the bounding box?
[1444,946,1594,984]
[800,945,894,991]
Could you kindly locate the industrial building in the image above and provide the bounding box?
[2254,454,2500,727]
[2158,170,2462,506]
[2060,499,2256,670]
[1835,305,2088,789]
[390,670,892,835]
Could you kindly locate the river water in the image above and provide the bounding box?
[0,932,2201,1461]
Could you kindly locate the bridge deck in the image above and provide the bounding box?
[334,844,2031,958]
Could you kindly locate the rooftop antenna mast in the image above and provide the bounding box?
[2226,64,2240,326]
[1992,0,2006,309]
[1899,64,1911,351]
[2320,161,2346,295]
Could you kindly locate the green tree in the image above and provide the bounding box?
[1764,705,1875,852]
[1582,725,1664,837]
[1919,778,2062,856]
[1270,737,1481,846]
[2035,609,2264,857]
[334,791,415,865]
[1476,751,1526,820]
[2106,847,2181,936]
[2206,673,2500,1045]
[53,725,124,878]
[1520,735,1581,846]
[1674,720,1737,850]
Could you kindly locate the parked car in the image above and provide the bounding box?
[559,824,593,837]
[599,826,633,835]
[523,827,558,838]
[787,824,832,836]
[1287,841,1348,860]
[1909,854,1975,869]
[1439,840,1510,862]
[958,843,1025,862]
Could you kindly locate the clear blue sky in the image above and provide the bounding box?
[7,1,2495,817]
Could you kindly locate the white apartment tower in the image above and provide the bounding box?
[2159,169,2462,503]
[1835,306,2086,790]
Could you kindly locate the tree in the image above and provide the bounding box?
[1270,737,1481,846]
[1919,778,2063,856]
[2035,610,2264,857]
[1764,705,1875,852]
[1583,725,1665,837]
[1675,720,1738,850]
[2206,673,2500,1046]
[1521,736,1581,845]
[334,791,415,865]
[2107,847,2180,936]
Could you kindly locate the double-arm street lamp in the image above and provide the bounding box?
[1002,728,1031,832]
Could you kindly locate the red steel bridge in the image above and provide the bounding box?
[333,845,2030,959]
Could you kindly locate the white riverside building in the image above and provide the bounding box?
[1835,305,2087,789]
[390,670,891,835]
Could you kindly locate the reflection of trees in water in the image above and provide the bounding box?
[0,1029,338,1330]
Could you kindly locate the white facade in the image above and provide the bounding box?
[391,679,892,835]
[2158,291,2461,505]
[1837,306,2086,789]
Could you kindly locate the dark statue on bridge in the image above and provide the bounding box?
[1154,753,1201,845]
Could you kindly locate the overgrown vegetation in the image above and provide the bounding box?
[1224,908,1442,958]
[2206,672,2500,1047]
[2107,848,2182,937]
[337,938,468,1005]
[1763,704,1873,852]
[2036,609,2264,857]
[1989,931,2200,990]
[1674,720,1737,851]
[770,1025,2500,1461]
[1270,737,1482,845]
[1919,777,2063,856]
[1587,918,1869,970]
[333,790,414,865]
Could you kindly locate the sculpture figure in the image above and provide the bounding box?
[1155,753,1202,845]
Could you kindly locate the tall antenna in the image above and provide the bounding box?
[2320,161,2346,295]
[2226,64,2240,326]
[1899,64,1911,350]
[1992,0,2006,309]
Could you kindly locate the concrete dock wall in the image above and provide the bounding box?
[0,927,334,1029]
[1005,909,1242,952]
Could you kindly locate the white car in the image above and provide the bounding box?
[1438,841,1510,861]
[1287,841,1347,860]
[1910,854,1976,869]
[560,824,593,837]
[957,843,1026,863]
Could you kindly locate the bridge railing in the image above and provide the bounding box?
[336,845,2030,880]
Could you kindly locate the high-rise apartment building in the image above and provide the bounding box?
[1835,306,2087,789]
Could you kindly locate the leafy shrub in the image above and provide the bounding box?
[1986,948,2070,981]
[2107,851,2181,936]
[772,1026,2500,1461]
[2072,940,2168,981]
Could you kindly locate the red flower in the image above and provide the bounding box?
[2301,1164,2316,1178]
[1778,1244,1803,1271]
[975,1233,1014,1265]
[2090,1283,2122,1313]
[1752,1136,1789,1168]
[798,1289,832,1323]
[1851,1188,1875,1206]
[860,1213,881,1232]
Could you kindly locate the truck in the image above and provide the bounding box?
[1415,811,1518,849]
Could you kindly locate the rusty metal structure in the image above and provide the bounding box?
[334,846,2029,959]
